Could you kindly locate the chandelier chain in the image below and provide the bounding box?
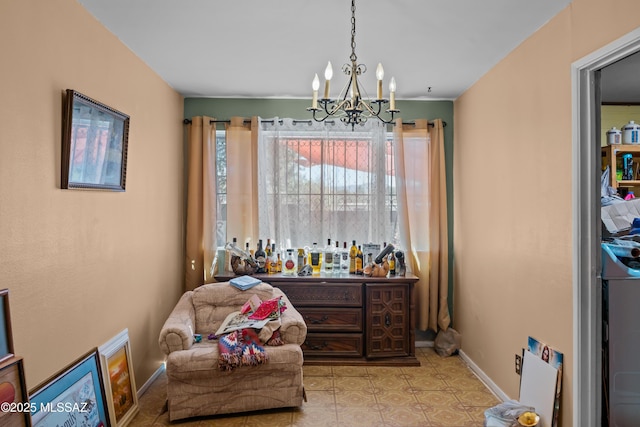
[350,0,357,63]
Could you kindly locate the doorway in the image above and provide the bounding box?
[573,27,640,427]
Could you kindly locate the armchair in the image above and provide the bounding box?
[158,281,307,421]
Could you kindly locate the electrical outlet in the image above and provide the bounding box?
[515,354,522,375]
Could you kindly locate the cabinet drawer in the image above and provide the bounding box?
[302,333,363,357]
[300,307,362,332]
[276,283,362,307]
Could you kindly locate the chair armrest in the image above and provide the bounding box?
[158,291,196,355]
[276,292,307,346]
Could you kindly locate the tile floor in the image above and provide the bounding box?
[130,347,500,426]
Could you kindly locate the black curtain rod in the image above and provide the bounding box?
[183,118,446,127]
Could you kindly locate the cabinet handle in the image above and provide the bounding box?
[305,315,329,324]
[385,313,392,327]
[305,341,329,351]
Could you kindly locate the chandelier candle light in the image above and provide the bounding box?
[307,0,399,129]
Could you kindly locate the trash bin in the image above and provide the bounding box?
[602,242,640,426]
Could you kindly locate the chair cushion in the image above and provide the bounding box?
[166,342,303,381]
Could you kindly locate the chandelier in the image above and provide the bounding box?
[307,0,398,129]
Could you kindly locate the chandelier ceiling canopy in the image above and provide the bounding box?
[307,0,398,129]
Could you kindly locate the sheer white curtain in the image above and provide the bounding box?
[257,118,390,250]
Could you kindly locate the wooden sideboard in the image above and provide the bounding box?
[215,273,420,366]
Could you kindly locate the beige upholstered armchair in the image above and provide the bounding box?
[158,281,307,421]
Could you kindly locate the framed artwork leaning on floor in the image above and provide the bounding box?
[98,329,138,427]
[0,357,30,427]
[29,349,110,427]
[0,289,14,364]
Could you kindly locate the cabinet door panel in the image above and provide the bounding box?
[366,284,410,358]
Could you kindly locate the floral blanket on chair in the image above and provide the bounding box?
[218,328,267,371]
[217,296,287,371]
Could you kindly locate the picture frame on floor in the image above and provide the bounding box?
[98,329,138,427]
[29,349,110,427]
[0,289,14,364]
[0,357,31,427]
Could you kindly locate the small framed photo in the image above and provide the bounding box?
[98,329,138,427]
[61,89,130,191]
[29,349,110,427]
[0,357,30,427]
[0,289,15,364]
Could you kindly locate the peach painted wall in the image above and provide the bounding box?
[454,1,640,425]
[0,0,184,390]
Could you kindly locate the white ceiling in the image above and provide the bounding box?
[78,0,572,101]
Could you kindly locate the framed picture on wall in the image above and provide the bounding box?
[29,349,110,427]
[61,89,130,191]
[0,289,15,364]
[98,329,138,427]
[0,357,30,427]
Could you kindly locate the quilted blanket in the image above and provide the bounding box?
[218,328,268,371]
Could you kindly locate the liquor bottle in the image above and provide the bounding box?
[356,245,363,275]
[323,238,334,273]
[388,249,396,276]
[283,249,296,276]
[255,240,266,273]
[395,250,406,276]
[365,253,374,272]
[309,242,322,274]
[276,249,283,273]
[349,240,358,274]
[341,241,350,272]
[374,243,395,265]
[333,241,341,272]
[228,237,238,271]
[265,240,273,273]
[297,248,306,273]
[268,243,278,274]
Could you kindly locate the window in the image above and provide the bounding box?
[214,129,227,248]
[215,119,396,251]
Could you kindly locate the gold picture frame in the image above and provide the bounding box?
[98,329,138,426]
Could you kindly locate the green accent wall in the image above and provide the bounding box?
[184,97,455,328]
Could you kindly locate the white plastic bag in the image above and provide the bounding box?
[434,327,461,357]
[484,399,535,427]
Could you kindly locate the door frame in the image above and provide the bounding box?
[572,27,640,427]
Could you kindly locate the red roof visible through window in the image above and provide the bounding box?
[283,139,394,176]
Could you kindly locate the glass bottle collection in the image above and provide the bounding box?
[225,237,403,277]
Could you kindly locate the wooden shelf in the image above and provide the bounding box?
[601,145,640,189]
[617,180,640,187]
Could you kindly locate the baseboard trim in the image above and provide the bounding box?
[415,340,434,348]
[138,362,165,397]
[459,349,510,402]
